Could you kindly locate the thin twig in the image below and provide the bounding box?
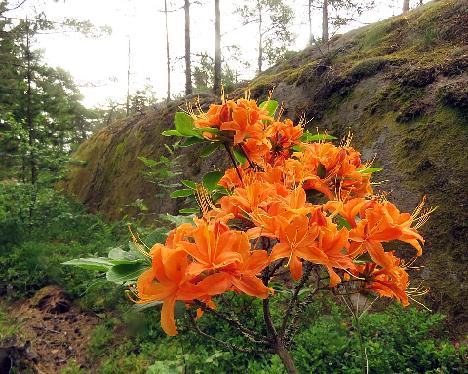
[279,263,314,338]
[223,143,244,185]
[194,300,269,343]
[239,144,256,170]
[260,265,281,347]
[268,259,286,279]
[187,310,272,354]
[284,270,327,346]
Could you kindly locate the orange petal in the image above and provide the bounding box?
[231,275,271,298]
[326,265,341,287]
[289,255,303,281]
[197,272,232,296]
[270,243,291,262]
[161,297,177,336]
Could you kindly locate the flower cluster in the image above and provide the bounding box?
[133,96,433,336]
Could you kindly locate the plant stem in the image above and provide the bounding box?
[261,268,298,374]
[354,314,367,374]
[276,343,298,374]
[223,143,243,184]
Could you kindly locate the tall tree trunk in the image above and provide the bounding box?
[308,0,313,45]
[403,0,410,13]
[257,1,263,73]
[184,0,192,95]
[213,0,221,94]
[25,20,36,187]
[126,38,131,117]
[322,0,329,43]
[164,0,171,101]
[25,19,37,221]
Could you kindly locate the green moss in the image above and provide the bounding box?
[114,142,126,159]
[393,105,467,315]
[437,81,468,110]
[348,56,390,79]
[358,17,400,52]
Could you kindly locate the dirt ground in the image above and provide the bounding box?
[1,286,98,373]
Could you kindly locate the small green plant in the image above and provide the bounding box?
[0,307,22,341]
[138,143,182,193]
[88,321,116,358]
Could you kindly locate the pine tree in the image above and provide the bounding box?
[184,0,192,95]
[235,0,295,73]
[213,0,221,94]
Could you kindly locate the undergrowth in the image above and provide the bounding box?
[1,187,466,373]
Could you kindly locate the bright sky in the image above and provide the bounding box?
[7,0,428,108]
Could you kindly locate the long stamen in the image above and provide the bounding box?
[128,225,151,258]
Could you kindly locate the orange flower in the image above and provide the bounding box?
[220,180,276,218]
[165,222,195,249]
[135,244,200,336]
[219,232,272,298]
[266,119,303,150]
[324,198,370,228]
[291,142,373,200]
[246,187,312,239]
[130,97,433,338]
[220,99,269,144]
[316,225,355,287]
[353,255,409,306]
[219,167,244,189]
[193,101,234,129]
[179,220,243,276]
[270,215,324,280]
[242,138,271,165]
[349,201,425,268]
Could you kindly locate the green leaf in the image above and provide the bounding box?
[62,258,113,272]
[211,186,230,202]
[195,127,220,134]
[127,242,151,261]
[179,208,200,214]
[144,228,169,247]
[108,247,140,262]
[317,163,327,179]
[336,215,352,230]
[301,131,337,142]
[179,137,205,147]
[259,100,279,117]
[357,167,383,174]
[181,180,197,189]
[174,300,186,319]
[202,171,223,191]
[132,300,163,312]
[232,148,247,164]
[106,262,149,284]
[170,189,194,198]
[354,252,372,264]
[211,192,225,202]
[291,144,305,152]
[200,143,220,157]
[162,213,194,226]
[174,112,202,138]
[161,129,181,137]
[137,156,158,167]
